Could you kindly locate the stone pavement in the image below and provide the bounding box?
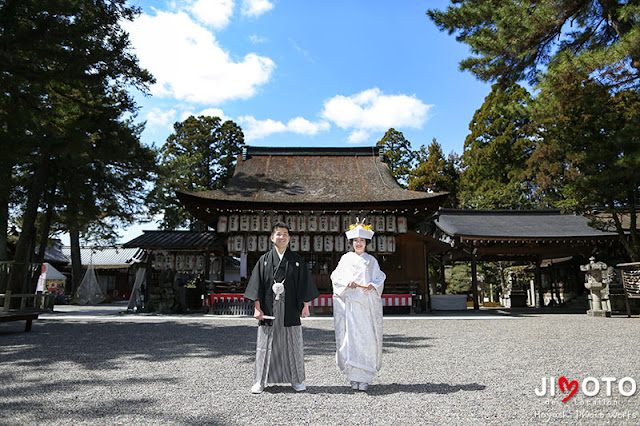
[1,303,639,425]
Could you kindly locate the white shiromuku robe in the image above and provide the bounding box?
[331,251,385,384]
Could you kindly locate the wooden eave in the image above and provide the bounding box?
[178,190,449,226]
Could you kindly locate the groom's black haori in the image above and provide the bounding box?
[244,246,318,327]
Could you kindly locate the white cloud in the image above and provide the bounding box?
[122,10,275,104]
[238,116,330,140]
[321,88,432,143]
[241,0,274,17]
[249,34,267,44]
[190,0,234,29]
[347,129,371,144]
[238,116,287,140]
[286,117,330,135]
[145,108,178,131]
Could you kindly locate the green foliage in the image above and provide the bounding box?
[376,128,416,187]
[529,64,640,259]
[149,115,244,229]
[429,1,640,261]
[427,1,640,89]
[409,138,460,207]
[457,83,538,209]
[445,263,472,294]
[1,0,155,268]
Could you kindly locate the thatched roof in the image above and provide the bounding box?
[177,146,447,215]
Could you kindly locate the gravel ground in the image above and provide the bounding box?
[1,306,640,425]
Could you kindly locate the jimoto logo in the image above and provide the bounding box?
[535,377,637,402]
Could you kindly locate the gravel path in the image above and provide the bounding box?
[1,308,639,425]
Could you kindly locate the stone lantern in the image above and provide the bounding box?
[580,257,613,317]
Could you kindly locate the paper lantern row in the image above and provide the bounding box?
[217,214,407,234]
[151,252,208,273]
[227,234,396,254]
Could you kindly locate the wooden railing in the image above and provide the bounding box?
[1,290,56,312]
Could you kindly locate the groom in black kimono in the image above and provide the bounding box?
[244,221,319,394]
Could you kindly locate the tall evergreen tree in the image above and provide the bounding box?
[429,1,640,261]
[457,83,537,209]
[2,0,155,294]
[530,65,640,260]
[409,138,459,207]
[428,0,640,90]
[376,128,416,187]
[149,116,245,230]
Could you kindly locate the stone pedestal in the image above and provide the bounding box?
[580,257,612,317]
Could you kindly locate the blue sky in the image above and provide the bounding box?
[123,0,491,153]
[109,0,494,242]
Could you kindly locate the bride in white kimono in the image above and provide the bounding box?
[331,222,385,391]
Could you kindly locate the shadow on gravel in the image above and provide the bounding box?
[383,333,434,349]
[0,321,259,370]
[302,326,434,357]
[305,382,486,395]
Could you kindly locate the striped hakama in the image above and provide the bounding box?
[254,290,305,387]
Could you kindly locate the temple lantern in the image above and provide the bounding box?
[217,216,228,233]
[300,235,311,252]
[318,215,329,232]
[285,215,297,232]
[261,215,272,232]
[165,253,175,270]
[290,235,300,251]
[397,216,408,233]
[233,235,244,252]
[247,235,257,252]
[374,215,385,232]
[250,215,261,232]
[377,235,387,252]
[240,215,250,231]
[367,237,376,252]
[334,235,345,252]
[210,255,221,276]
[307,216,318,232]
[329,216,340,232]
[324,235,334,252]
[228,215,239,231]
[387,235,396,252]
[176,254,185,271]
[386,215,396,232]
[195,255,205,273]
[297,215,307,232]
[341,215,351,232]
[153,253,165,270]
[186,254,196,271]
[258,235,269,252]
[313,235,323,252]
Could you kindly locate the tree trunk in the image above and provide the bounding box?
[35,183,56,264]
[8,154,50,294]
[69,226,83,298]
[0,160,11,261]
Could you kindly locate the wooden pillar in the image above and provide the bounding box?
[424,244,430,312]
[550,264,560,305]
[471,251,479,310]
[439,256,446,294]
[535,259,544,308]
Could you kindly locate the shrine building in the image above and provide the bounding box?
[176,146,448,312]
